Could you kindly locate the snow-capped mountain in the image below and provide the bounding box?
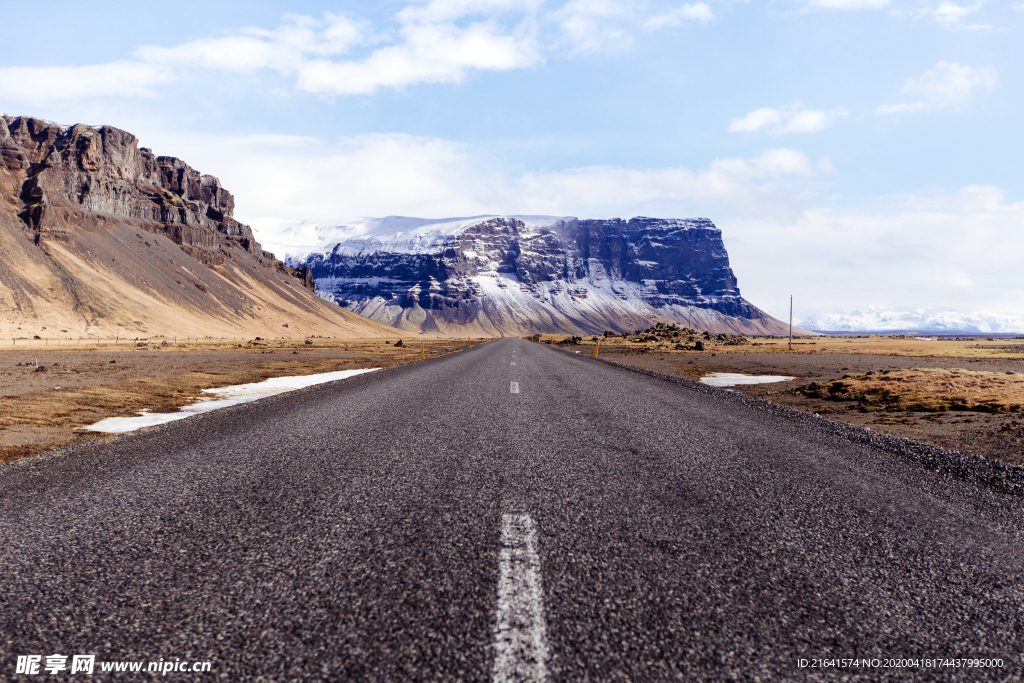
[801,308,1024,334]
[281,215,798,336]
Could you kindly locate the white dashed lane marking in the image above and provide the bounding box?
[492,514,549,682]
[510,382,520,394]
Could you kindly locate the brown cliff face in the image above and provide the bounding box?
[0,116,393,338]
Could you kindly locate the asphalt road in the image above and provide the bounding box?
[2,338,1023,681]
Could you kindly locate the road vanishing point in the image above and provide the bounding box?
[2,339,1023,681]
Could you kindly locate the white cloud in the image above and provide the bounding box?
[0,6,541,104]
[295,21,540,94]
[557,0,716,52]
[154,130,818,226]
[930,1,979,26]
[876,61,996,114]
[0,62,172,102]
[140,8,541,96]
[802,0,891,9]
[645,3,715,29]
[506,148,815,219]
[555,0,635,53]
[728,105,847,134]
[134,13,369,74]
[799,308,1024,333]
[910,1,991,30]
[725,187,1024,323]
[0,1,723,104]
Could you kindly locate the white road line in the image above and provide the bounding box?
[511,362,516,366]
[493,514,549,683]
[510,381,520,394]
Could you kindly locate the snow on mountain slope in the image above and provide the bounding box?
[262,215,572,261]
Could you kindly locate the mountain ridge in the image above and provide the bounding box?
[284,214,807,336]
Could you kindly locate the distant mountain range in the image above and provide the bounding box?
[0,116,393,339]
[280,215,805,336]
[801,309,1024,334]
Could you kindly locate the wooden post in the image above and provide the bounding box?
[421,344,425,360]
[468,337,471,347]
[788,295,793,351]
[594,342,600,357]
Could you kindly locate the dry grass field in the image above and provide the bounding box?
[537,330,1024,361]
[0,337,483,463]
[802,368,1024,413]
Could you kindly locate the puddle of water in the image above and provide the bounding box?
[700,372,795,387]
[83,367,381,433]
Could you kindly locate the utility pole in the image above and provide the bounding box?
[788,295,793,351]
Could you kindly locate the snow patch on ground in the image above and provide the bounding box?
[700,372,795,387]
[82,368,380,433]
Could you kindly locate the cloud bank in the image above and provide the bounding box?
[877,61,997,114]
[0,1,715,104]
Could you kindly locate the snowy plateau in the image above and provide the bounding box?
[278,215,798,336]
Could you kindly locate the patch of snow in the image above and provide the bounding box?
[82,368,380,433]
[700,372,795,387]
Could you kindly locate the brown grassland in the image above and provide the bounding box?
[0,337,481,464]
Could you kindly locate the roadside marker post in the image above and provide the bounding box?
[789,295,793,351]
[468,337,472,347]
[594,342,600,357]
[421,344,425,360]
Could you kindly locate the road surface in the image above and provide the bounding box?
[2,338,1023,681]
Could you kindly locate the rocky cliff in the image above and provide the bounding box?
[0,115,392,339]
[290,215,797,336]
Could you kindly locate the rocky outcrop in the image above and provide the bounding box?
[294,215,799,336]
[0,115,394,338]
[3,116,291,273]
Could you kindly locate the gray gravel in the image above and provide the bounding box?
[2,338,1023,681]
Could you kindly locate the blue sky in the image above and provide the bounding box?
[2,1,1022,329]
